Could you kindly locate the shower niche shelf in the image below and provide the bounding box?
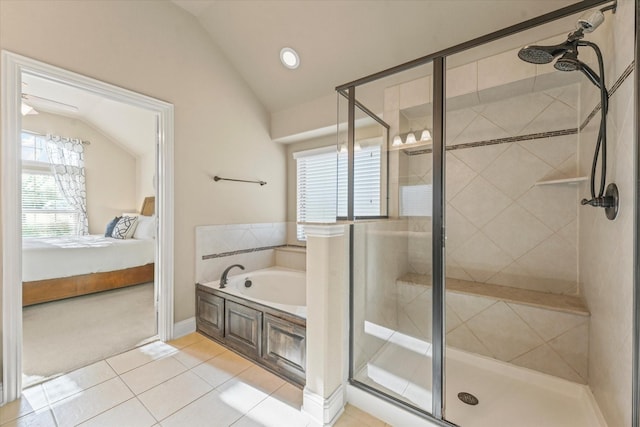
[534,176,588,186]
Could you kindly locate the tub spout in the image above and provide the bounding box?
[220,264,245,288]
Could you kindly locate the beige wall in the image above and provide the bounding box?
[22,112,138,234]
[577,1,635,425]
[1,1,286,328]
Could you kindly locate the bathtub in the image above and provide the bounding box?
[196,266,307,385]
[214,266,307,318]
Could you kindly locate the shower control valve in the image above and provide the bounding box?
[580,183,619,221]
[580,197,614,208]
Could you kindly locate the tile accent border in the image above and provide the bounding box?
[202,244,305,260]
[405,60,635,157]
[580,60,635,131]
[406,129,578,156]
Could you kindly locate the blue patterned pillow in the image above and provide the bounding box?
[111,216,138,239]
[105,216,121,237]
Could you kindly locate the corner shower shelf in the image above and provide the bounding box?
[397,273,589,316]
[534,176,588,186]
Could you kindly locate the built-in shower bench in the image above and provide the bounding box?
[397,273,589,316]
[395,273,590,383]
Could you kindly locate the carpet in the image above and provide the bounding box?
[22,282,156,386]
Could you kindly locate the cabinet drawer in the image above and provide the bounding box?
[225,300,262,357]
[262,313,306,385]
[196,291,224,340]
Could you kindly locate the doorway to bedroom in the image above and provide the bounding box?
[20,76,160,387]
[1,52,175,399]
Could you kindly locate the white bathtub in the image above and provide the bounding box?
[206,266,307,318]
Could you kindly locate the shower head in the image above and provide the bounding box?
[554,50,580,71]
[518,3,613,66]
[517,42,572,65]
[551,49,604,89]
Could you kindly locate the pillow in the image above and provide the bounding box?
[133,215,155,240]
[111,216,138,239]
[104,216,121,237]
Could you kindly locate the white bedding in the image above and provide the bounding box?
[23,235,155,282]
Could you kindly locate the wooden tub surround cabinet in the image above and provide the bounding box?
[196,283,307,387]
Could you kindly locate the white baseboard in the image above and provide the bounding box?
[173,317,196,339]
[303,384,345,427]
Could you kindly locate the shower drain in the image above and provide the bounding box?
[457,392,479,406]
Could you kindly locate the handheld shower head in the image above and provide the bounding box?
[516,2,616,219]
[554,50,580,71]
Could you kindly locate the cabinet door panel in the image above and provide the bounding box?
[196,291,224,340]
[225,300,262,357]
[262,314,306,384]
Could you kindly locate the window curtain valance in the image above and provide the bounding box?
[45,134,88,235]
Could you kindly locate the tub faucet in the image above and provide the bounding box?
[219,264,244,288]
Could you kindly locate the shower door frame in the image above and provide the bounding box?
[336,0,621,425]
[633,2,640,427]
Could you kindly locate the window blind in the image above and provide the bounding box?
[21,132,80,237]
[296,144,382,240]
[400,184,433,217]
[22,171,80,237]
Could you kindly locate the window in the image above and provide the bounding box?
[21,132,79,237]
[295,141,383,240]
[400,184,433,217]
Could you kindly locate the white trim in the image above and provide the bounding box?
[304,224,346,238]
[2,50,24,404]
[302,384,345,427]
[173,317,196,339]
[1,51,175,402]
[156,97,175,342]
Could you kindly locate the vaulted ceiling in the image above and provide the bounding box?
[20,0,584,152]
[171,0,578,113]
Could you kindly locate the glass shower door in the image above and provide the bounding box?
[347,64,439,416]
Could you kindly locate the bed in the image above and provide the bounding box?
[22,197,156,306]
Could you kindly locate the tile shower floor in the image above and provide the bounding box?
[355,330,606,427]
[0,333,386,427]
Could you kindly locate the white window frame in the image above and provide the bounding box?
[21,132,81,237]
[294,139,384,241]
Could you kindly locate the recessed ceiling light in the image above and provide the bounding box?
[280,47,300,69]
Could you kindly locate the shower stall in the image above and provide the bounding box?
[336,0,636,426]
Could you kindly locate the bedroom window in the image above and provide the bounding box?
[21,132,80,237]
[294,142,382,241]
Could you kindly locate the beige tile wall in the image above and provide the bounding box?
[274,247,306,271]
[195,222,287,284]
[405,85,581,295]
[576,1,635,425]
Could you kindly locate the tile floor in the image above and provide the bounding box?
[0,333,387,427]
